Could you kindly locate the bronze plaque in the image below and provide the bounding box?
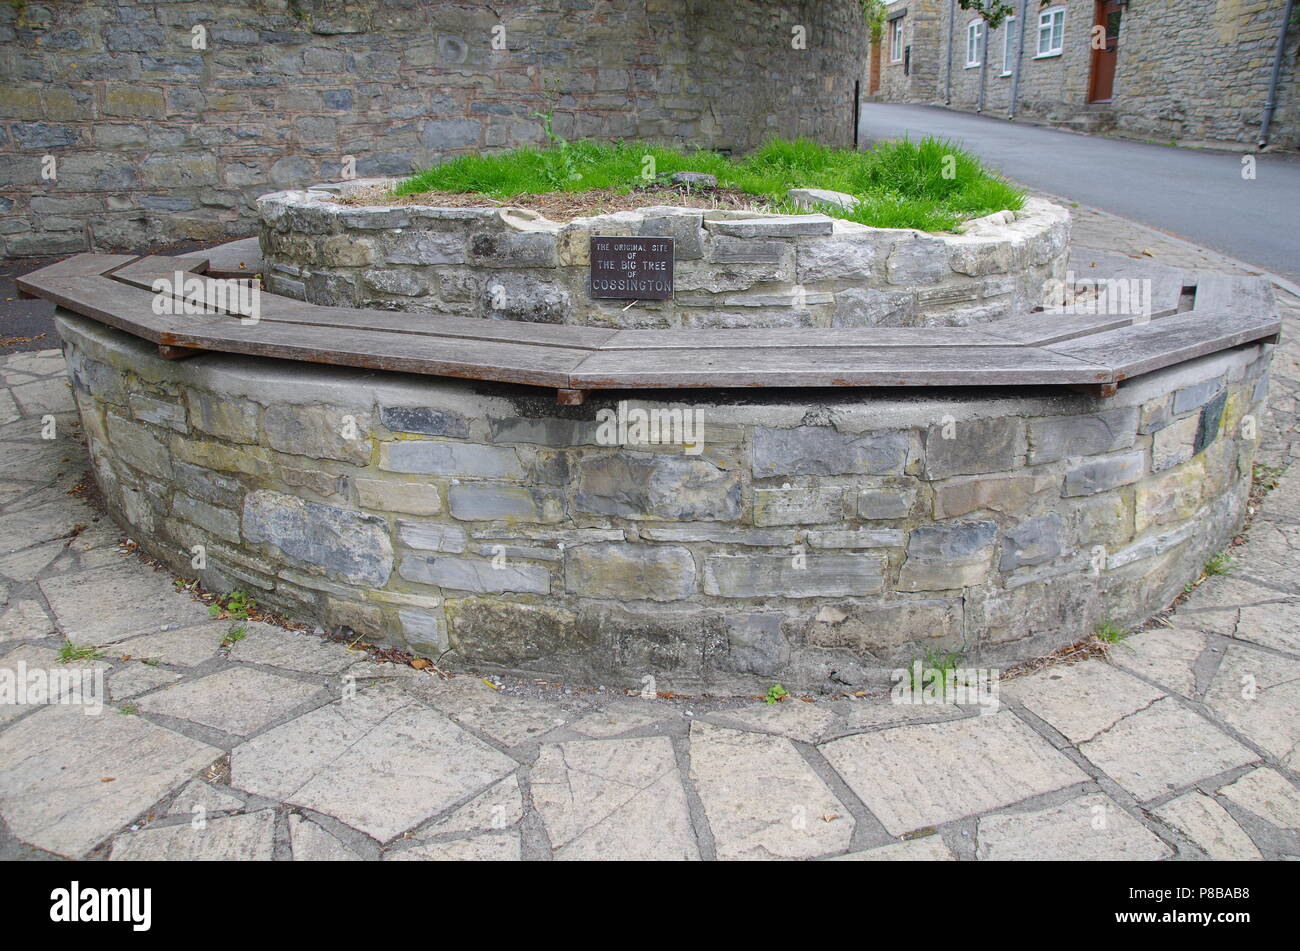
[589,235,674,299]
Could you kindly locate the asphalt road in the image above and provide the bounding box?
[859,103,1300,284]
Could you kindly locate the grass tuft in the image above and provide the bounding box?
[397,135,1024,232]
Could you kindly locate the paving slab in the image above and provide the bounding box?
[568,702,680,738]
[532,736,698,860]
[1154,791,1263,860]
[0,500,88,553]
[703,700,840,743]
[0,643,110,720]
[108,810,275,861]
[1078,697,1259,801]
[425,775,524,836]
[233,687,516,842]
[1004,659,1166,743]
[115,621,230,667]
[40,564,212,643]
[0,703,219,857]
[829,836,955,861]
[821,712,1087,837]
[10,378,75,416]
[386,832,521,861]
[976,793,1172,861]
[166,780,245,818]
[1217,768,1300,830]
[0,538,66,581]
[227,623,359,675]
[135,666,324,737]
[1204,644,1300,770]
[289,814,363,861]
[0,598,57,644]
[690,721,853,860]
[1233,600,1300,655]
[414,675,574,747]
[108,662,181,700]
[1110,627,1207,698]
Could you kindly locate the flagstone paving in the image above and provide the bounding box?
[0,226,1297,861]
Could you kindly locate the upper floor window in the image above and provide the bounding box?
[891,18,904,62]
[965,19,984,67]
[1001,16,1017,75]
[1037,7,1065,57]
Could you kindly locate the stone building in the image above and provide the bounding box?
[0,0,867,257]
[870,0,1299,150]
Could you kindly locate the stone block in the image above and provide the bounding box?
[355,479,441,516]
[186,389,259,444]
[753,426,907,477]
[705,215,833,237]
[449,483,562,522]
[1151,414,1199,471]
[719,613,790,676]
[933,471,1054,518]
[243,489,392,586]
[1062,452,1146,496]
[703,553,885,598]
[805,598,963,653]
[400,554,550,594]
[897,520,997,591]
[171,493,240,543]
[263,403,370,466]
[575,452,740,521]
[856,487,916,519]
[380,406,471,438]
[753,487,843,525]
[106,414,172,480]
[1027,407,1138,464]
[447,598,584,665]
[380,441,523,479]
[397,521,468,553]
[999,513,1064,571]
[924,417,1021,479]
[565,543,696,601]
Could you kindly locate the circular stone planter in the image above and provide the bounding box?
[257,179,1071,330]
[61,308,1269,693]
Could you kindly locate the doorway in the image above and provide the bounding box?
[1088,0,1123,103]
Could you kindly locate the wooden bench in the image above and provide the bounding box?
[18,250,1281,404]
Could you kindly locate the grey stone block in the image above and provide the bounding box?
[999,514,1064,572]
[381,441,523,479]
[400,554,550,594]
[898,520,997,591]
[243,489,392,586]
[565,543,696,601]
[397,520,467,553]
[753,487,843,525]
[1173,377,1224,415]
[575,453,741,521]
[705,215,834,237]
[856,487,916,519]
[380,406,471,438]
[703,553,885,598]
[1194,389,1228,455]
[172,493,240,543]
[1027,407,1138,464]
[1062,452,1146,497]
[448,598,583,665]
[449,483,561,522]
[263,404,370,465]
[754,426,908,477]
[924,417,1022,478]
[805,598,963,653]
[719,613,790,677]
[106,414,172,480]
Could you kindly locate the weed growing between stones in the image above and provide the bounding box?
[397,136,1025,232]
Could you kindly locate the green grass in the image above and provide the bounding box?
[57,640,104,664]
[764,684,789,705]
[397,136,1025,232]
[1204,552,1234,576]
[1095,620,1128,645]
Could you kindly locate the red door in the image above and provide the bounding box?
[1088,0,1122,102]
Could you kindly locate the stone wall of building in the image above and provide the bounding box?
[877,0,944,102]
[258,184,1070,328]
[0,0,869,258]
[921,0,1299,149]
[60,309,1271,692]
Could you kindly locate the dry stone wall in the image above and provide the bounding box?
[60,309,1271,692]
[259,185,1071,328]
[0,0,867,257]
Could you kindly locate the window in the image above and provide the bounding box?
[890,19,904,62]
[1037,7,1064,57]
[1001,16,1016,75]
[965,20,983,68]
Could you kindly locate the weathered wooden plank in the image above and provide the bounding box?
[160,315,592,388]
[1190,275,1277,318]
[1065,249,1186,316]
[15,275,227,343]
[979,311,1139,346]
[16,253,137,281]
[198,237,263,278]
[568,345,1113,388]
[1046,310,1281,380]
[600,326,1012,350]
[111,255,213,285]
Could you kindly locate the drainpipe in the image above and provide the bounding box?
[977,19,988,111]
[945,0,955,103]
[1008,0,1028,119]
[1259,0,1296,148]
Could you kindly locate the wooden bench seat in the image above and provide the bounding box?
[19,252,1281,403]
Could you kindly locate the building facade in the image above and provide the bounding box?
[870,0,1299,150]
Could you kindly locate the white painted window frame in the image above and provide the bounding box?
[1036,6,1065,58]
[890,18,905,63]
[1001,16,1017,76]
[965,19,984,68]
